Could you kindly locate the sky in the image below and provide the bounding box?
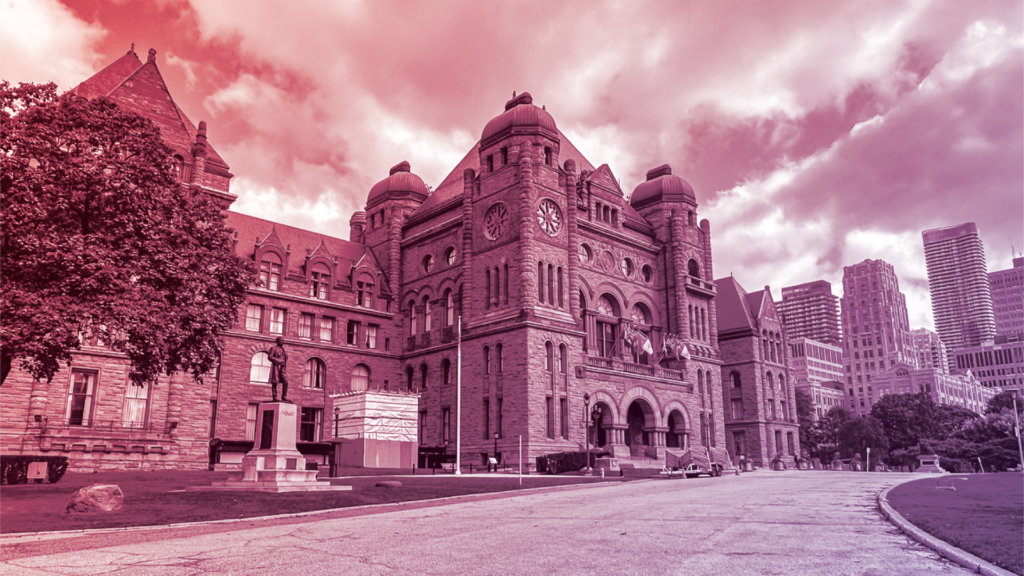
[3,0,1022,332]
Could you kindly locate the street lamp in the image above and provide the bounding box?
[333,407,341,438]
[584,393,591,473]
[492,432,499,473]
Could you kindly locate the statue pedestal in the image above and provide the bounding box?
[916,453,946,473]
[190,402,350,493]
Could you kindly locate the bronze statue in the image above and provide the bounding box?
[269,337,290,402]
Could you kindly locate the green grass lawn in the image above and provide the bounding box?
[1,469,617,534]
[887,472,1023,575]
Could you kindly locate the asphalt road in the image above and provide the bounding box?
[1,471,973,575]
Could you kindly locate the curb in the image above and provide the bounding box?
[877,480,1017,576]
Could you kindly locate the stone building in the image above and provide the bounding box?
[872,364,997,415]
[2,52,729,470]
[951,338,1024,394]
[716,278,800,467]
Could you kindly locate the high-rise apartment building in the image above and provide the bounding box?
[922,223,996,370]
[778,280,842,346]
[989,257,1024,340]
[911,328,949,374]
[839,259,916,416]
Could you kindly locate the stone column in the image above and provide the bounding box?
[564,160,581,323]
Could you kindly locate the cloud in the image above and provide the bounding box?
[0,0,106,89]
[164,51,198,90]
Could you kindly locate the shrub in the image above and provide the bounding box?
[0,455,69,484]
[536,450,610,474]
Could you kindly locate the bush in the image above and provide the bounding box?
[0,455,69,484]
[536,450,610,474]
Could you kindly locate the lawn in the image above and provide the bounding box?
[887,472,1024,575]
[0,469,617,534]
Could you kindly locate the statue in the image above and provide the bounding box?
[918,439,935,455]
[268,337,290,403]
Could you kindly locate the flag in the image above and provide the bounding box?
[681,345,691,360]
[641,335,653,355]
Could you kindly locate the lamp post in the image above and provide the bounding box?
[584,393,591,473]
[493,432,499,473]
[333,407,340,438]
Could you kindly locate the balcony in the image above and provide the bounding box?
[582,355,692,390]
[684,276,716,298]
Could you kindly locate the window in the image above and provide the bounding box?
[546,397,555,439]
[787,432,795,456]
[310,267,330,299]
[299,313,314,339]
[409,300,418,335]
[419,409,427,444]
[270,308,286,335]
[775,430,783,455]
[122,382,149,428]
[423,254,435,273]
[545,342,553,371]
[731,398,743,420]
[351,364,369,391]
[423,296,432,332]
[442,407,451,444]
[485,270,491,311]
[687,259,700,278]
[66,370,97,426]
[245,403,258,440]
[597,322,616,358]
[484,346,491,375]
[420,364,428,390]
[259,254,282,290]
[496,343,504,373]
[483,398,490,439]
[303,358,326,389]
[209,400,217,438]
[557,267,564,307]
[300,407,322,442]
[560,398,568,439]
[443,359,452,386]
[731,372,742,388]
[356,281,373,308]
[319,317,334,342]
[406,366,414,392]
[496,398,503,438]
[250,352,271,384]
[245,304,263,332]
[559,344,567,374]
[445,247,457,266]
[366,324,378,349]
[443,289,454,326]
[347,321,360,346]
[698,370,704,394]
[538,261,545,302]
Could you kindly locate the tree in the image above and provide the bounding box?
[869,392,936,452]
[985,390,1024,416]
[839,416,888,462]
[1,81,256,387]
[794,388,817,454]
[932,404,980,439]
[814,406,851,461]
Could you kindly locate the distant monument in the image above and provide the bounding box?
[915,439,946,473]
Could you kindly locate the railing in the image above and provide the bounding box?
[623,362,654,376]
[586,356,613,368]
[584,356,690,388]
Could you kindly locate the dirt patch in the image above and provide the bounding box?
[0,470,618,535]
[887,472,1023,575]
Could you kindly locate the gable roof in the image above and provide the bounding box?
[715,276,756,333]
[69,48,229,171]
[745,289,767,320]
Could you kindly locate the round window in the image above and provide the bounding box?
[620,258,634,277]
[484,203,509,240]
[578,244,592,264]
[536,199,562,236]
[641,264,653,283]
[445,246,457,266]
[423,254,435,273]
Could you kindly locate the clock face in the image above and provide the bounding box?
[484,203,509,240]
[536,199,562,236]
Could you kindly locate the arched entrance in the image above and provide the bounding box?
[666,410,686,449]
[625,399,654,456]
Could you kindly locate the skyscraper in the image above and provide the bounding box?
[778,280,842,345]
[922,223,995,370]
[840,259,916,416]
[989,257,1024,340]
[911,328,948,374]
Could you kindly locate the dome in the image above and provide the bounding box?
[366,161,429,208]
[481,92,557,143]
[629,164,696,209]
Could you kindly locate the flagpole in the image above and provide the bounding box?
[455,315,462,475]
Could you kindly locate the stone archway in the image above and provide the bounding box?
[625,399,655,456]
[666,410,686,449]
[591,401,612,448]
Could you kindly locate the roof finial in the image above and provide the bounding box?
[147,48,157,64]
[512,91,516,98]
[129,43,135,55]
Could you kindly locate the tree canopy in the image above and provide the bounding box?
[1,81,255,386]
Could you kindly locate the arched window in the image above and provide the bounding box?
[423,295,432,332]
[557,267,564,307]
[494,266,500,304]
[548,263,555,305]
[496,343,504,373]
[442,359,451,386]
[409,300,418,336]
[484,346,491,375]
[545,342,554,371]
[687,259,700,278]
[303,358,326,389]
[485,269,491,310]
[259,252,282,291]
[700,308,707,341]
[171,155,184,181]
[538,261,545,302]
[731,371,742,388]
[559,344,567,374]
[443,289,454,326]
[697,369,704,394]
[503,264,509,304]
[406,366,414,392]
[631,303,652,365]
[595,296,618,358]
[310,263,330,299]
[350,364,369,391]
[250,352,271,384]
[420,364,428,390]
